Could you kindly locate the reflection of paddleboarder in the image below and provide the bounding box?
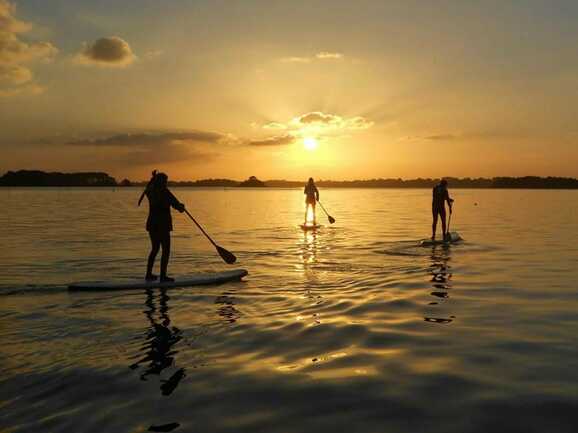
[129,288,184,432]
[142,172,185,282]
[431,179,454,241]
[304,177,320,225]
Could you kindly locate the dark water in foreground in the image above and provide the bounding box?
[1,188,577,433]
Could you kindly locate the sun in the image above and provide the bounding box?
[303,137,318,151]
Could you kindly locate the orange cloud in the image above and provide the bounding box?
[0,0,57,97]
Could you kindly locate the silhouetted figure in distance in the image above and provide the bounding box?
[143,172,185,282]
[431,179,453,241]
[304,177,320,225]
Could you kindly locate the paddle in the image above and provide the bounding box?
[184,209,237,264]
[444,199,454,241]
[317,200,336,224]
[138,170,157,206]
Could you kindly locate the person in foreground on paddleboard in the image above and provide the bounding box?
[144,172,185,282]
[432,179,454,241]
[304,177,320,225]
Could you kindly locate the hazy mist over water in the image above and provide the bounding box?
[1,187,577,433]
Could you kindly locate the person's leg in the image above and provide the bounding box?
[160,234,172,282]
[146,233,161,280]
[432,208,438,240]
[312,202,316,224]
[440,209,447,239]
[304,203,309,224]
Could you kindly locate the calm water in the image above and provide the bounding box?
[1,188,577,433]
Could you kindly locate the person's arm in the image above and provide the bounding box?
[315,187,320,201]
[138,170,157,206]
[304,186,307,195]
[167,189,185,212]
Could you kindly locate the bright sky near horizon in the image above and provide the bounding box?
[1,0,577,181]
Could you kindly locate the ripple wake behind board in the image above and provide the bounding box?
[68,269,248,291]
[420,232,462,247]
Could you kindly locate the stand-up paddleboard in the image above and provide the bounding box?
[300,224,321,231]
[68,269,248,291]
[420,232,462,247]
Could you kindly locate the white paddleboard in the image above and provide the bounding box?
[420,232,462,247]
[300,224,321,231]
[68,269,248,291]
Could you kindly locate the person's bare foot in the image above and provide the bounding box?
[145,273,158,281]
[160,275,174,283]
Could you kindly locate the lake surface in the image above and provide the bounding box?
[1,187,577,433]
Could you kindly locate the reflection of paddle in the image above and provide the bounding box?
[317,200,336,224]
[138,170,157,206]
[184,210,237,264]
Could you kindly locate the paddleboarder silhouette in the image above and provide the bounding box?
[140,172,185,282]
[304,177,320,225]
[431,179,454,241]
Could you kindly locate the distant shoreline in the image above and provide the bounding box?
[1,170,578,189]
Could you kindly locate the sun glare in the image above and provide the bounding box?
[303,137,318,151]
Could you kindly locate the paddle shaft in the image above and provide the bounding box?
[184,209,218,247]
[317,200,330,217]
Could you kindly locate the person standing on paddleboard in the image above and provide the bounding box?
[143,172,185,282]
[432,179,454,241]
[304,177,320,225]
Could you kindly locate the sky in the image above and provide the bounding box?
[0,0,577,181]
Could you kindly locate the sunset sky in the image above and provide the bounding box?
[1,0,577,181]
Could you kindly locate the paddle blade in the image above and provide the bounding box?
[216,245,237,264]
[328,215,336,224]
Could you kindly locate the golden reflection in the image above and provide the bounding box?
[300,229,318,265]
[424,244,456,324]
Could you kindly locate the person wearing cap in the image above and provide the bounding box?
[432,179,453,241]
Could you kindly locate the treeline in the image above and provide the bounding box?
[0,170,116,186]
[267,176,578,189]
[2,170,578,189]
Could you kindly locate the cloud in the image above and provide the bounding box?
[0,64,31,85]
[316,52,343,60]
[425,134,457,141]
[262,122,287,130]
[291,111,374,130]
[68,131,226,147]
[76,36,135,67]
[297,112,340,125]
[247,134,296,146]
[280,56,311,64]
[249,112,372,147]
[0,0,58,97]
[279,52,344,64]
[64,130,226,168]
